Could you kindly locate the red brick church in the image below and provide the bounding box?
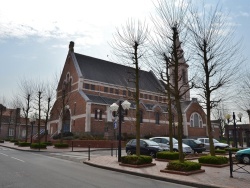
[48,41,220,140]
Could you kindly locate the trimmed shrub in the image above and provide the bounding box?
[214,149,226,154]
[5,138,11,141]
[30,143,47,149]
[18,142,31,147]
[54,143,69,148]
[41,142,53,146]
[156,151,179,160]
[225,148,239,152]
[53,132,74,139]
[198,155,228,165]
[0,140,4,143]
[167,161,201,171]
[10,139,18,143]
[121,155,152,165]
[14,141,19,145]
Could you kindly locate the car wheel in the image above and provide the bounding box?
[127,150,133,155]
[149,151,156,158]
[242,155,250,164]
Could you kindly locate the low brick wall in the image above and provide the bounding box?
[51,140,126,148]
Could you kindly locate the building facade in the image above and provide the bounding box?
[48,41,220,140]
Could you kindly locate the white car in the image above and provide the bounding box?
[197,138,229,150]
[149,137,192,154]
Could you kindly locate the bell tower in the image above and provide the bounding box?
[169,29,190,101]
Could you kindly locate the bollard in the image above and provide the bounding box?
[72,141,73,152]
[111,143,113,156]
[229,150,233,178]
[88,144,90,161]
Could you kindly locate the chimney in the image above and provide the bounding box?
[69,41,74,52]
[191,98,197,103]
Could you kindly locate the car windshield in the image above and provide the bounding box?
[172,138,178,144]
[213,139,219,143]
[194,140,202,144]
[144,140,159,146]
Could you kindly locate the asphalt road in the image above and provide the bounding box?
[0,147,195,188]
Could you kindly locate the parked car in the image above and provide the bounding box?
[196,138,229,150]
[125,139,164,158]
[149,137,192,154]
[182,139,206,153]
[235,148,250,164]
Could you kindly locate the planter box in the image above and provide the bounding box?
[200,163,229,168]
[119,163,156,168]
[160,169,205,176]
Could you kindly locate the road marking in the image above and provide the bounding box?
[0,152,8,156]
[11,157,25,162]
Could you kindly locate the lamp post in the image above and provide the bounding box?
[110,100,131,162]
[226,112,243,148]
[29,115,36,144]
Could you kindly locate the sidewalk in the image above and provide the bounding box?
[1,142,250,188]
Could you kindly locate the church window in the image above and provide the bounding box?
[140,110,143,123]
[182,69,187,84]
[123,90,127,96]
[85,83,90,89]
[155,112,160,125]
[190,113,203,128]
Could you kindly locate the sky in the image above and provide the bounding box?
[0,0,250,119]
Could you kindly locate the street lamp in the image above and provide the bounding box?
[29,115,36,144]
[225,112,243,148]
[110,100,131,162]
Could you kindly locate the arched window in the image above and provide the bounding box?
[190,113,203,128]
[95,109,102,120]
[182,69,187,84]
[140,110,143,123]
[155,112,160,125]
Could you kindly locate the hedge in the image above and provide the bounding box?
[225,148,239,152]
[41,142,53,146]
[18,142,31,147]
[156,151,179,160]
[198,155,228,165]
[54,143,69,148]
[167,161,201,171]
[30,143,47,149]
[214,149,226,154]
[121,155,152,165]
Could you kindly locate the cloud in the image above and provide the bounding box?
[239,11,250,17]
[0,0,153,48]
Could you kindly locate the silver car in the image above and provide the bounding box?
[197,138,229,150]
[149,137,192,154]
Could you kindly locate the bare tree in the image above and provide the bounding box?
[43,83,55,142]
[188,3,244,155]
[236,73,250,123]
[110,19,149,156]
[33,82,45,147]
[18,78,33,142]
[150,0,193,162]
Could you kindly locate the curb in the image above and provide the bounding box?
[83,161,223,188]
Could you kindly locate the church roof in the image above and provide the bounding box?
[74,53,163,93]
